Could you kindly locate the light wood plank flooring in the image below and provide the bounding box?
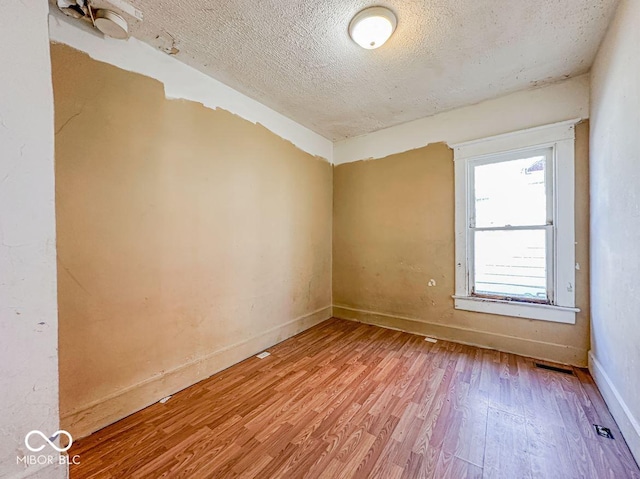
[69,318,640,478]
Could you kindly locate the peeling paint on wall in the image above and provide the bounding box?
[334,75,590,165]
[333,126,591,366]
[52,44,333,439]
[48,10,333,162]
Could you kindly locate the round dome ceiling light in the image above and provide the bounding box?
[94,9,129,40]
[349,6,397,50]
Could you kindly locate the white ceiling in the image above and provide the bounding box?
[82,0,618,140]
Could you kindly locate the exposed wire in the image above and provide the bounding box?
[86,0,96,27]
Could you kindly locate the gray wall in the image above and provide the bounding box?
[0,2,66,479]
[590,0,640,464]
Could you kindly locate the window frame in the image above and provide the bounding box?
[468,146,554,304]
[452,120,580,324]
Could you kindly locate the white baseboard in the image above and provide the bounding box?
[62,306,332,439]
[588,351,640,465]
[333,305,587,366]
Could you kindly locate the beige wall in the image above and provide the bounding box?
[52,43,332,439]
[333,123,590,366]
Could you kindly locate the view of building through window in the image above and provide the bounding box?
[473,152,550,302]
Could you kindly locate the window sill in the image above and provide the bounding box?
[452,295,578,324]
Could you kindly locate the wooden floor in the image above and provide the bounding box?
[70,318,640,478]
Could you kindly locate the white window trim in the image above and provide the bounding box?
[452,119,580,324]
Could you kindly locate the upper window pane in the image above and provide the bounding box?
[474,151,549,228]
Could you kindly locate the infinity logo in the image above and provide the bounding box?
[25,430,73,453]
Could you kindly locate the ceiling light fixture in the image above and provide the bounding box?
[349,6,397,50]
[94,9,129,39]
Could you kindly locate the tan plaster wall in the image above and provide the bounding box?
[52,43,332,438]
[333,123,590,366]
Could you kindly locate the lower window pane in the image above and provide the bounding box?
[474,229,547,301]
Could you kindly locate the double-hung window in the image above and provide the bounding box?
[452,120,579,324]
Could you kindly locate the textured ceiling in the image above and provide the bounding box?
[74,0,618,140]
